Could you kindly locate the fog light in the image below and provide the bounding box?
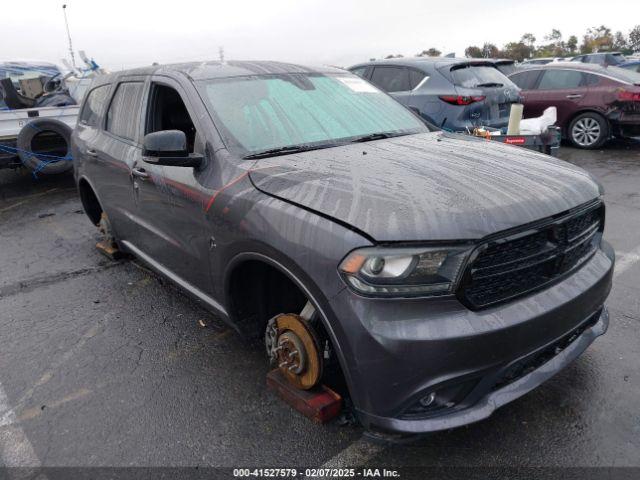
[419,392,436,407]
[401,378,479,419]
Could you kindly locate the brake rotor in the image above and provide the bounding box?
[269,313,323,390]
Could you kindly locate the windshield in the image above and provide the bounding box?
[448,65,513,88]
[198,73,429,157]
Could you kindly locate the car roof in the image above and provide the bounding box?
[90,60,344,86]
[576,52,623,57]
[349,57,499,72]
[515,61,611,73]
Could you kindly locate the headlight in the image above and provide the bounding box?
[339,246,471,297]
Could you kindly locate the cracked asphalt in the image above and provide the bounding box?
[0,140,639,468]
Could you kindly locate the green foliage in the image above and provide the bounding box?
[464,46,483,58]
[629,25,640,52]
[417,48,442,57]
[502,42,531,62]
[463,25,640,60]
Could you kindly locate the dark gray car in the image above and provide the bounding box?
[72,61,614,434]
[349,58,521,131]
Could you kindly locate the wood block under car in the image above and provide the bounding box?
[266,369,342,424]
[95,241,125,260]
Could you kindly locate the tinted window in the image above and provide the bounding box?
[350,67,367,78]
[537,70,583,89]
[509,70,541,89]
[584,73,602,86]
[408,69,427,89]
[370,67,410,92]
[79,85,110,127]
[496,63,517,76]
[106,82,144,140]
[448,65,511,88]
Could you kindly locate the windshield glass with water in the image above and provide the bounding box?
[198,73,429,157]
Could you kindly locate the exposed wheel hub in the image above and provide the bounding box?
[265,312,322,390]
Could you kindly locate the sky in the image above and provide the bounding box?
[1,0,638,71]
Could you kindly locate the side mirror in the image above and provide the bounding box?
[142,130,203,168]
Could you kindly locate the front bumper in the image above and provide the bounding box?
[328,241,614,433]
[358,306,608,433]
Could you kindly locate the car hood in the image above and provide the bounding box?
[248,132,601,242]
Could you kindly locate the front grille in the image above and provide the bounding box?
[459,202,603,309]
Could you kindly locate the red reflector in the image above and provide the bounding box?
[618,90,640,101]
[505,137,526,144]
[439,95,486,105]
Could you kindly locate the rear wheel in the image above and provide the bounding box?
[568,112,608,149]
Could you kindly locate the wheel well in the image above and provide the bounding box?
[227,258,349,393]
[227,260,308,339]
[565,109,609,136]
[78,178,103,225]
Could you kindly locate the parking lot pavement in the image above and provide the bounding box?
[1,139,639,469]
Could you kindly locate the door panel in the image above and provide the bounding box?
[521,69,587,127]
[133,78,213,294]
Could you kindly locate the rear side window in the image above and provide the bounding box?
[537,70,584,89]
[106,82,144,141]
[370,67,410,92]
[509,70,541,89]
[79,85,110,127]
[584,73,602,86]
[408,69,427,89]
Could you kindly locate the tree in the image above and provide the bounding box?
[521,33,536,50]
[581,25,614,53]
[502,42,532,62]
[567,35,578,54]
[417,48,441,57]
[628,25,640,52]
[541,29,566,56]
[613,31,629,53]
[384,54,404,59]
[465,45,483,58]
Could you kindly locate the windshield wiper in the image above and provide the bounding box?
[243,144,335,159]
[474,82,504,88]
[349,132,406,143]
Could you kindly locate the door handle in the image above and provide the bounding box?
[132,167,149,179]
[566,94,583,99]
[86,149,98,158]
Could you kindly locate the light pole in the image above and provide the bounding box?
[62,4,77,69]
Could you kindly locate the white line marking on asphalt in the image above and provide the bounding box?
[614,246,640,278]
[0,188,62,214]
[0,382,41,467]
[15,323,101,411]
[317,437,386,469]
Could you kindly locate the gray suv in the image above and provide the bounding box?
[349,58,521,132]
[72,61,614,434]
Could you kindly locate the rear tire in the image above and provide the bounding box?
[568,112,608,149]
